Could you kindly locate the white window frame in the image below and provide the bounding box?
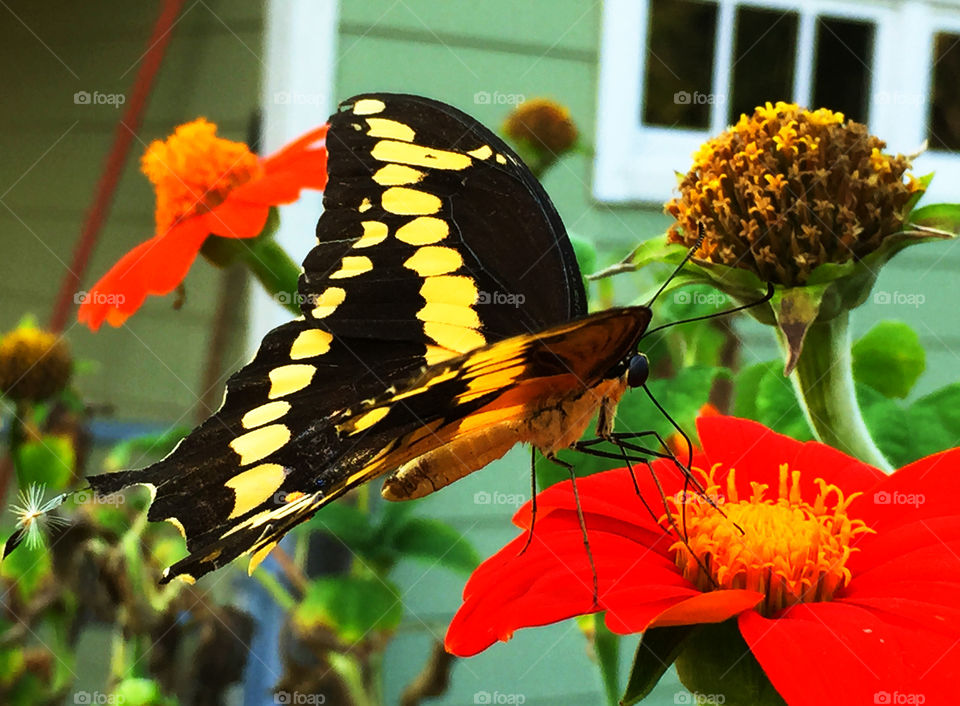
[594,0,960,205]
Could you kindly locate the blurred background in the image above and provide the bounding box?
[1,0,958,704]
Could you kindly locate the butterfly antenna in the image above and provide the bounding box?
[643,222,707,308]
[644,282,775,339]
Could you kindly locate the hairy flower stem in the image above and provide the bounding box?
[780,312,892,471]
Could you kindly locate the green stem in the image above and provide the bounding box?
[593,614,621,706]
[780,311,892,471]
[252,567,296,611]
[201,207,302,317]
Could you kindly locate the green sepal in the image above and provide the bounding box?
[907,200,960,234]
[674,619,786,706]
[621,625,699,705]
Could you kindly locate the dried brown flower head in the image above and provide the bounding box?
[666,102,924,286]
[0,325,72,402]
[503,98,579,156]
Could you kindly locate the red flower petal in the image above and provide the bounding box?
[203,201,270,240]
[696,416,884,499]
[232,147,328,204]
[741,600,955,706]
[851,447,960,528]
[77,218,209,330]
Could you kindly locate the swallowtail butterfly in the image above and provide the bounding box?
[87,94,661,583]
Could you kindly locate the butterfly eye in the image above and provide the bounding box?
[626,354,649,388]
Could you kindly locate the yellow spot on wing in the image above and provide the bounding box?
[174,573,196,585]
[226,463,287,519]
[420,275,477,306]
[404,246,462,276]
[241,400,292,429]
[495,154,507,164]
[283,491,305,503]
[373,164,425,186]
[396,216,448,245]
[352,98,386,115]
[248,540,279,575]
[382,187,442,215]
[353,221,389,248]
[166,517,186,539]
[468,145,493,160]
[359,197,372,212]
[371,140,472,170]
[268,364,315,399]
[330,255,373,279]
[290,329,333,360]
[366,117,415,141]
[229,425,291,465]
[312,287,346,318]
[424,321,486,353]
[417,302,480,328]
[347,406,390,434]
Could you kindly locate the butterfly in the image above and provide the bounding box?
[85,93,662,584]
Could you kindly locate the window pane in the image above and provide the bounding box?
[729,7,798,122]
[642,0,717,129]
[813,17,873,122]
[930,32,960,151]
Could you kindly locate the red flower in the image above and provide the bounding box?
[78,119,327,330]
[446,415,960,705]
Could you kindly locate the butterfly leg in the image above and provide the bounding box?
[517,446,539,557]
[543,452,599,607]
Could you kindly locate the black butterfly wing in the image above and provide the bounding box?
[85,93,590,582]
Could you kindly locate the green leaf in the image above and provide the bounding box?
[104,427,190,472]
[852,321,925,399]
[307,502,378,555]
[622,625,698,705]
[1,541,51,600]
[390,517,480,574]
[14,435,74,491]
[112,677,175,706]
[294,575,403,643]
[908,201,960,234]
[732,362,813,440]
[862,381,960,467]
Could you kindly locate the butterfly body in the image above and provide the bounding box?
[86,94,653,583]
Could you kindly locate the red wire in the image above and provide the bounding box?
[49,0,187,333]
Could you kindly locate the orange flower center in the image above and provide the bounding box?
[669,464,872,616]
[141,118,262,234]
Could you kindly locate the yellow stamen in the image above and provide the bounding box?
[669,464,873,616]
[141,119,262,235]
